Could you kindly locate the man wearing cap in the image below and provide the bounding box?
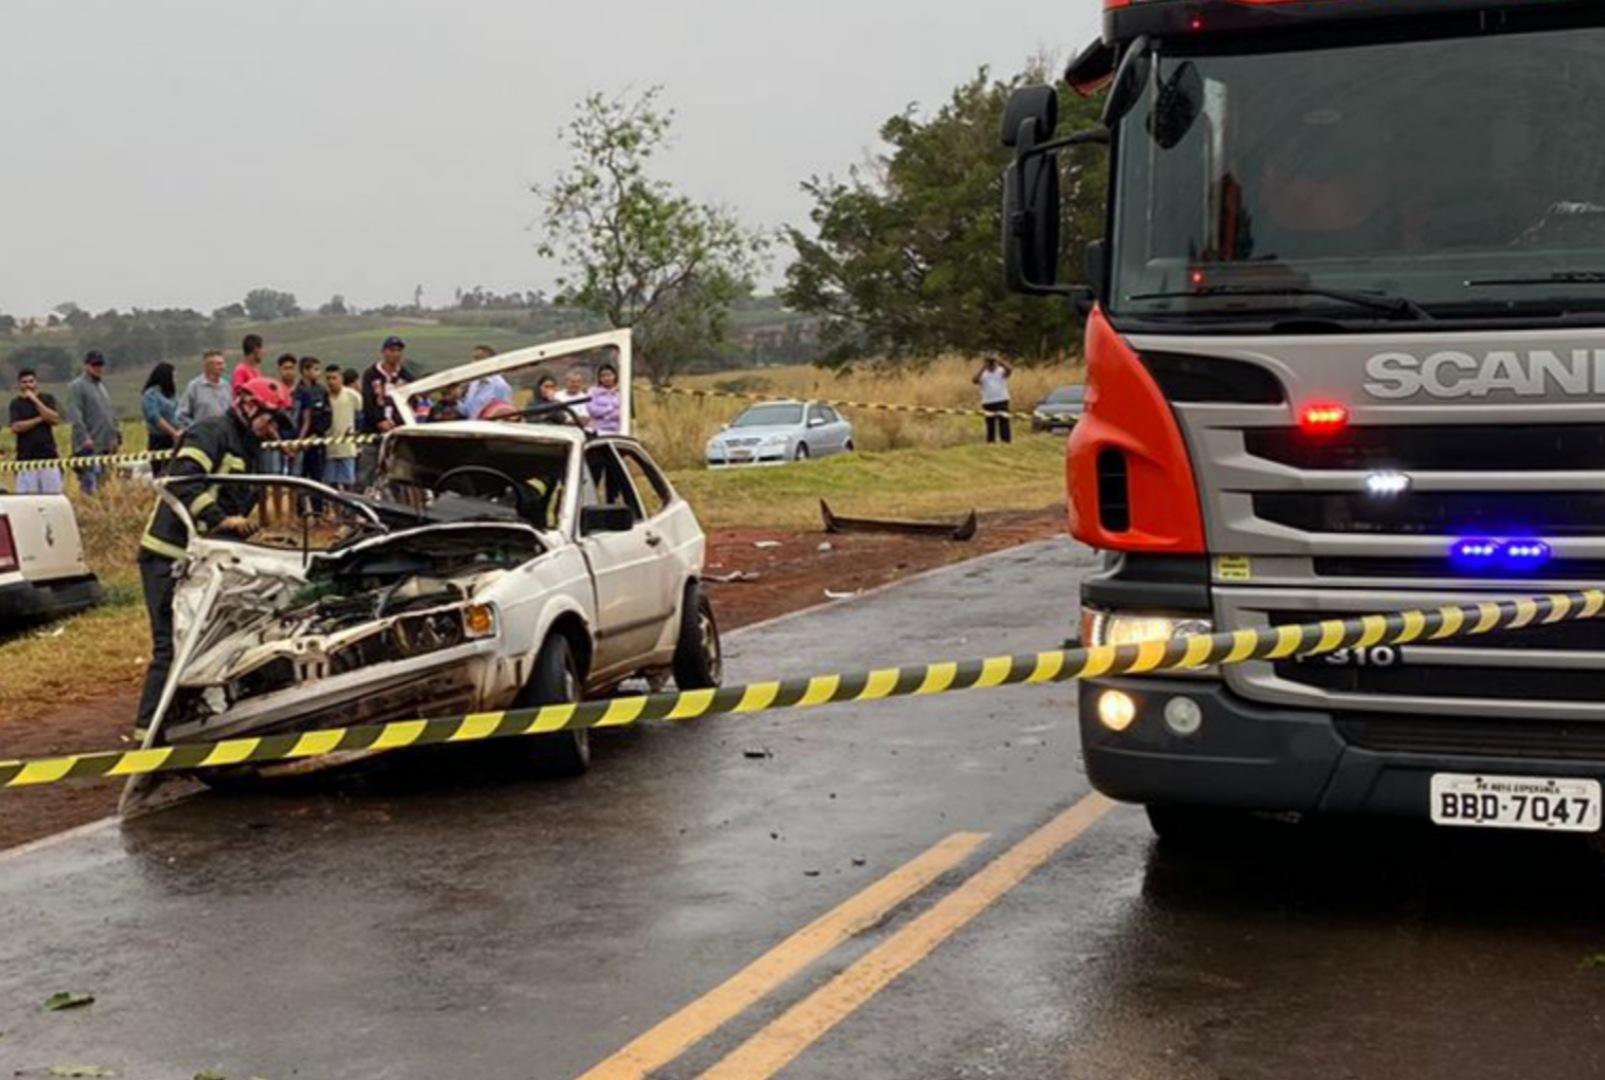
[135,377,292,737]
[357,335,416,485]
[66,350,121,495]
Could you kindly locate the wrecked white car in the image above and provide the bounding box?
[144,330,718,781]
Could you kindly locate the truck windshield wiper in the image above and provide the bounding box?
[1129,285,1432,320]
[1465,271,1605,286]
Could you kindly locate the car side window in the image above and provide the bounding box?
[617,446,672,520]
[820,406,840,424]
[807,404,827,425]
[582,445,644,520]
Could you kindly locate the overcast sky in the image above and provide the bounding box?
[0,0,1098,317]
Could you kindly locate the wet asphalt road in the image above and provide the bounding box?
[2,538,1604,1080]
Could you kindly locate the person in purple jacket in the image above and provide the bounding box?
[588,363,622,435]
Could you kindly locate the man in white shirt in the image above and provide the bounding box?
[557,366,591,428]
[973,356,1014,444]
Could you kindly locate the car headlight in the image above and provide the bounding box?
[463,603,498,640]
[1083,609,1212,648]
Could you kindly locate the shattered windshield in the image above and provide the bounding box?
[160,476,386,554]
[1110,22,1605,322]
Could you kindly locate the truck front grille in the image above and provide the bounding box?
[1244,423,1605,472]
[1276,661,1605,703]
[1253,491,1605,537]
[1336,714,1605,760]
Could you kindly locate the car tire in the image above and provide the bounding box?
[793,443,810,462]
[517,632,591,777]
[844,439,855,453]
[672,583,723,690]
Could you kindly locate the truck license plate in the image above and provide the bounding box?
[1430,773,1602,833]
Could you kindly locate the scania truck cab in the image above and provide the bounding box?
[1005,0,1605,838]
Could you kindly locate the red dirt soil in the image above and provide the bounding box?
[0,507,1065,850]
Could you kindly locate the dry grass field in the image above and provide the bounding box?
[636,357,1081,470]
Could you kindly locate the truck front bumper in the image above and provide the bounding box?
[0,574,103,623]
[1080,678,1605,818]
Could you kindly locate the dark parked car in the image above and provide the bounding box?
[1031,386,1085,433]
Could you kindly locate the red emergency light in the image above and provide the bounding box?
[1299,402,1349,435]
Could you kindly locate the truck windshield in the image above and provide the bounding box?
[1110,24,1605,323]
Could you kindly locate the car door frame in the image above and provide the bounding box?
[575,441,677,678]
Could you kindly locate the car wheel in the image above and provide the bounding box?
[844,439,855,453]
[673,583,723,690]
[517,632,590,777]
[794,443,810,462]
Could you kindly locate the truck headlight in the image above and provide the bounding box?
[1083,610,1212,648]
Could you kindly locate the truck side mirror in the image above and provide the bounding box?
[1102,36,1152,127]
[1002,110,1109,301]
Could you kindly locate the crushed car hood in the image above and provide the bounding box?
[172,522,544,690]
[307,521,546,581]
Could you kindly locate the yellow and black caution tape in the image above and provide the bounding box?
[0,432,380,475]
[642,383,1067,426]
[2,590,1599,790]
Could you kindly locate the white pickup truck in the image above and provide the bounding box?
[144,330,717,780]
[0,493,103,624]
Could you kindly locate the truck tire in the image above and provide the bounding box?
[672,583,722,690]
[517,632,591,777]
[1144,804,1251,847]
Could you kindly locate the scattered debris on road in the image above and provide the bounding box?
[43,992,95,1012]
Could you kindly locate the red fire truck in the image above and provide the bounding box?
[1004,0,1605,839]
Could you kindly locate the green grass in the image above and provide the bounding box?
[668,438,1065,531]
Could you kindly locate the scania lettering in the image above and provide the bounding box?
[1003,0,1605,840]
[1363,349,1605,400]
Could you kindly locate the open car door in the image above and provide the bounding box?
[391,328,633,435]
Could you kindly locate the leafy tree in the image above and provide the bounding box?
[783,65,1105,365]
[6,344,74,380]
[319,294,349,316]
[242,288,301,321]
[534,87,768,385]
[0,313,15,337]
[212,303,246,320]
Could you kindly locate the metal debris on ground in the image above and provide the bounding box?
[43,992,94,1011]
[820,500,978,541]
[707,571,761,584]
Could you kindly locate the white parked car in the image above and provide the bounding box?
[144,330,717,780]
[0,492,103,624]
[705,400,854,466]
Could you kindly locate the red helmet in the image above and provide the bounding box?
[237,377,293,416]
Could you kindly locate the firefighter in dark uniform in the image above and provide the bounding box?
[135,377,293,736]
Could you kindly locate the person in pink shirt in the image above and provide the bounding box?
[231,334,265,393]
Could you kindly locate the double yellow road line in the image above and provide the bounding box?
[581,795,1114,1079]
